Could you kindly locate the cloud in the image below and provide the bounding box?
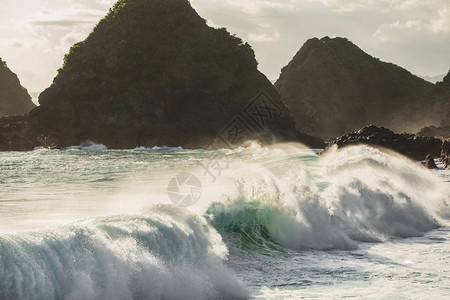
[60,31,86,47]
[220,0,298,14]
[319,0,384,12]
[8,41,24,48]
[206,19,220,28]
[248,31,280,42]
[70,0,116,10]
[430,7,450,33]
[27,9,106,28]
[373,0,450,42]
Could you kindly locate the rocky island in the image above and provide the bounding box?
[0,0,324,151]
[275,37,447,138]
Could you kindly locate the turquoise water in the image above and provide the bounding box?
[0,144,449,299]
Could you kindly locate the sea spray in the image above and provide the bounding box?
[1,144,449,299]
[207,145,448,251]
[0,205,247,300]
[66,141,108,151]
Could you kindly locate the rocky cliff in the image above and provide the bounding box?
[417,70,450,139]
[0,58,35,117]
[275,37,439,138]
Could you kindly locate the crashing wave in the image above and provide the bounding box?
[0,205,247,300]
[207,146,448,251]
[66,141,108,151]
[132,146,185,152]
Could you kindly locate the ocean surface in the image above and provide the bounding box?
[0,143,449,299]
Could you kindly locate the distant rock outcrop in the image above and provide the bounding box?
[0,58,35,117]
[328,125,442,161]
[417,126,450,140]
[0,0,323,150]
[442,141,450,169]
[417,70,450,139]
[424,154,437,169]
[275,37,443,137]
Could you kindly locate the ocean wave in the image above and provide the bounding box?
[66,141,108,151]
[0,205,247,300]
[2,144,449,299]
[132,146,186,152]
[207,145,449,251]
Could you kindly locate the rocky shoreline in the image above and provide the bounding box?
[327,125,447,164]
[1,114,449,170]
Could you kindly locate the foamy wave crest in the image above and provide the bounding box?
[66,141,107,151]
[132,146,186,152]
[207,145,449,251]
[0,205,247,300]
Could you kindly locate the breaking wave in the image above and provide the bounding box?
[66,141,108,151]
[2,144,449,299]
[207,146,449,251]
[0,206,247,300]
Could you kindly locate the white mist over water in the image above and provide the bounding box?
[0,144,449,299]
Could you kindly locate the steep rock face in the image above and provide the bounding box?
[417,126,450,140]
[433,70,450,127]
[328,125,443,161]
[442,141,450,169]
[418,70,450,138]
[2,0,321,150]
[275,37,437,137]
[424,154,437,169]
[0,58,35,117]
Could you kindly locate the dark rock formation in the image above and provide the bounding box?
[432,70,450,126]
[442,141,450,169]
[417,126,450,140]
[0,58,36,117]
[0,0,324,150]
[328,125,442,161]
[418,70,450,139]
[296,131,326,149]
[275,37,441,137]
[425,154,437,169]
[0,116,34,151]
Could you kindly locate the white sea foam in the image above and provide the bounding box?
[0,205,247,300]
[132,146,185,151]
[207,145,449,251]
[1,144,449,299]
[66,141,108,151]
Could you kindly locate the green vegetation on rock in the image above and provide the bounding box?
[275,37,440,137]
[28,0,299,149]
[0,58,35,117]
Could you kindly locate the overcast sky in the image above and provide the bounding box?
[0,0,449,103]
